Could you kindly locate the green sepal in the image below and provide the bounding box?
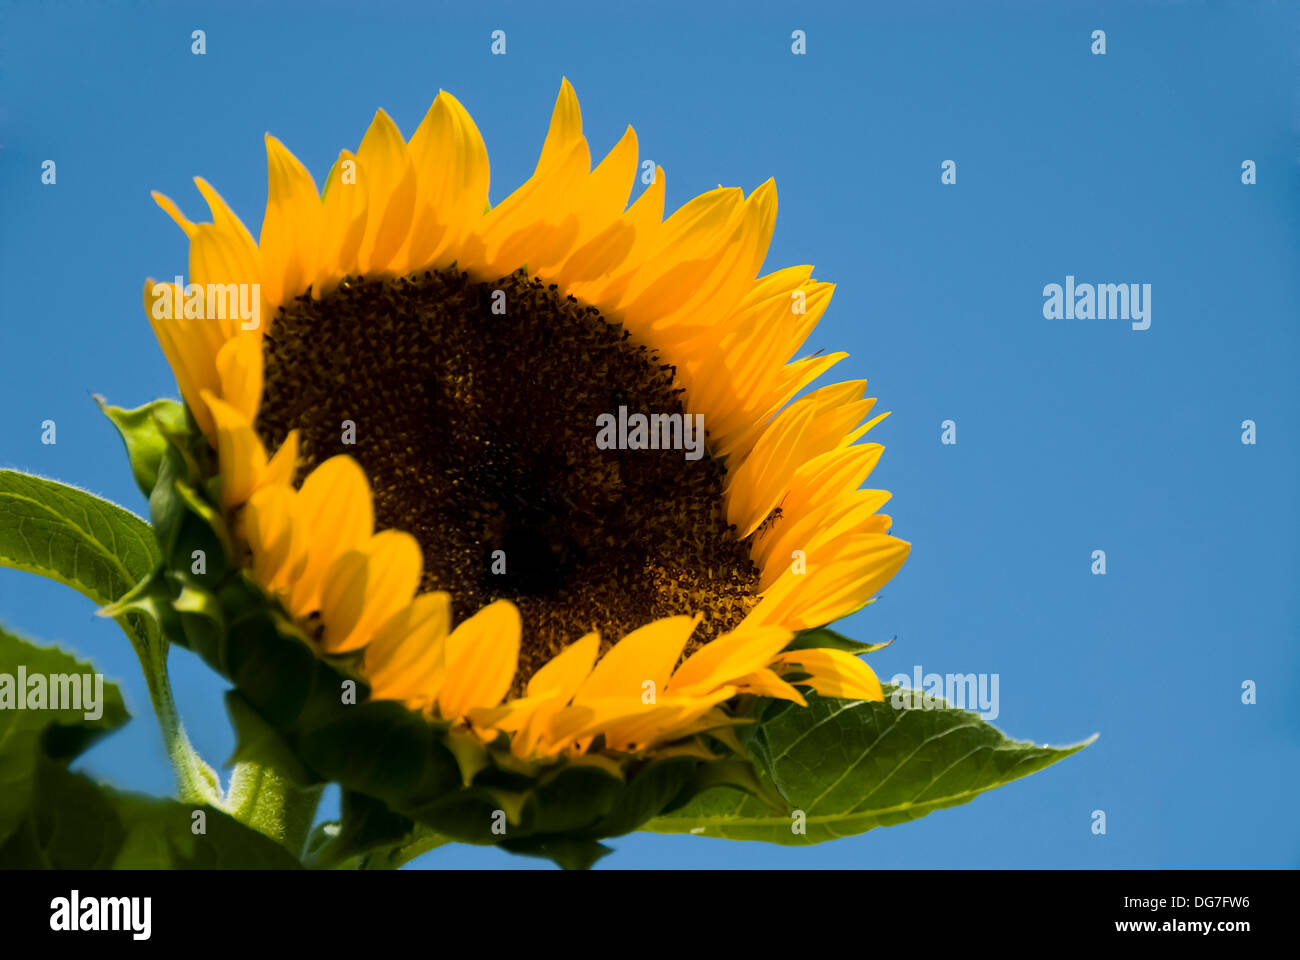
[444,728,493,787]
[585,755,701,837]
[352,824,448,870]
[172,583,228,668]
[173,479,234,568]
[96,396,189,497]
[297,700,462,806]
[305,790,422,869]
[98,395,214,569]
[516,762,626,837]
[147,443,192,561]
[499,836,612,871]
[787,625,895,655]
[483,787,530,826]
[684,757,789,814]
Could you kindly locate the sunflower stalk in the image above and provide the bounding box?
[120,615,223,808]
[225,760,323,857]
[143,662,218,808]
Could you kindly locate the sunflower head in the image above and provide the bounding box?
[110,80,909,863]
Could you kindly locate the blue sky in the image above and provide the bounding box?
[1,0,1296,868]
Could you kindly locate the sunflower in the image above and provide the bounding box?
[143,79,910,762]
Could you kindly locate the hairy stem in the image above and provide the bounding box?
[226,761,323,857]
[124,615,221,807]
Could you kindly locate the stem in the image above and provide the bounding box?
[126,614,321,857]
[226,761,323,857]
[124,618,221,806]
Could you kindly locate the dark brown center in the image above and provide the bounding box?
[256,267,761,687]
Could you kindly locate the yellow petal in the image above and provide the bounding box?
[405,90,490,265]
[364,591,452,707]
[567,124,638,247]
[668,625,792,697]
[467,692,557,735]
[754,489,893,588]
[214,333,264,425]
[724,400,815,538]
[151,191,197,238]
[260,134,322,308]
[144,279,218,438]
[774,648,884,701]
[187,222,261,337]
[617,186,743,309]
[600,688,738,753]
[527,632,599,701]
[729,668,807,706]
[355,109,417,274]
[535,77,584,177]
[262,430,299,488]
[316,149,369,291]
[287,456,374,616]
[574,615,699,704]
[437,601,521,720]
[241,483,297,592]
[318,530,423,654]
[193,177,259,260]
[751,534,911,630]
[201,390,266,510]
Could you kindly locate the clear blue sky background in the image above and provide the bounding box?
[1,0,1296,868]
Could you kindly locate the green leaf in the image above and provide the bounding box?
[0,469,159,609]
[0,625,295,867]
[110,789,303,868]
[787,626,894,656]
[0,469,161,656]
[0,624,130,843]
[0,756,302,869]
[0,469,222,805]
[645,687,1095,844]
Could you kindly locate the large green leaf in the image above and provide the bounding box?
[0,469,221,802]
[646,687,1094,844]
[0,469,158,605]
[0,469,161,653]
[0,625,298,868]
[0,756,302,868]
[0,624,130,842]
